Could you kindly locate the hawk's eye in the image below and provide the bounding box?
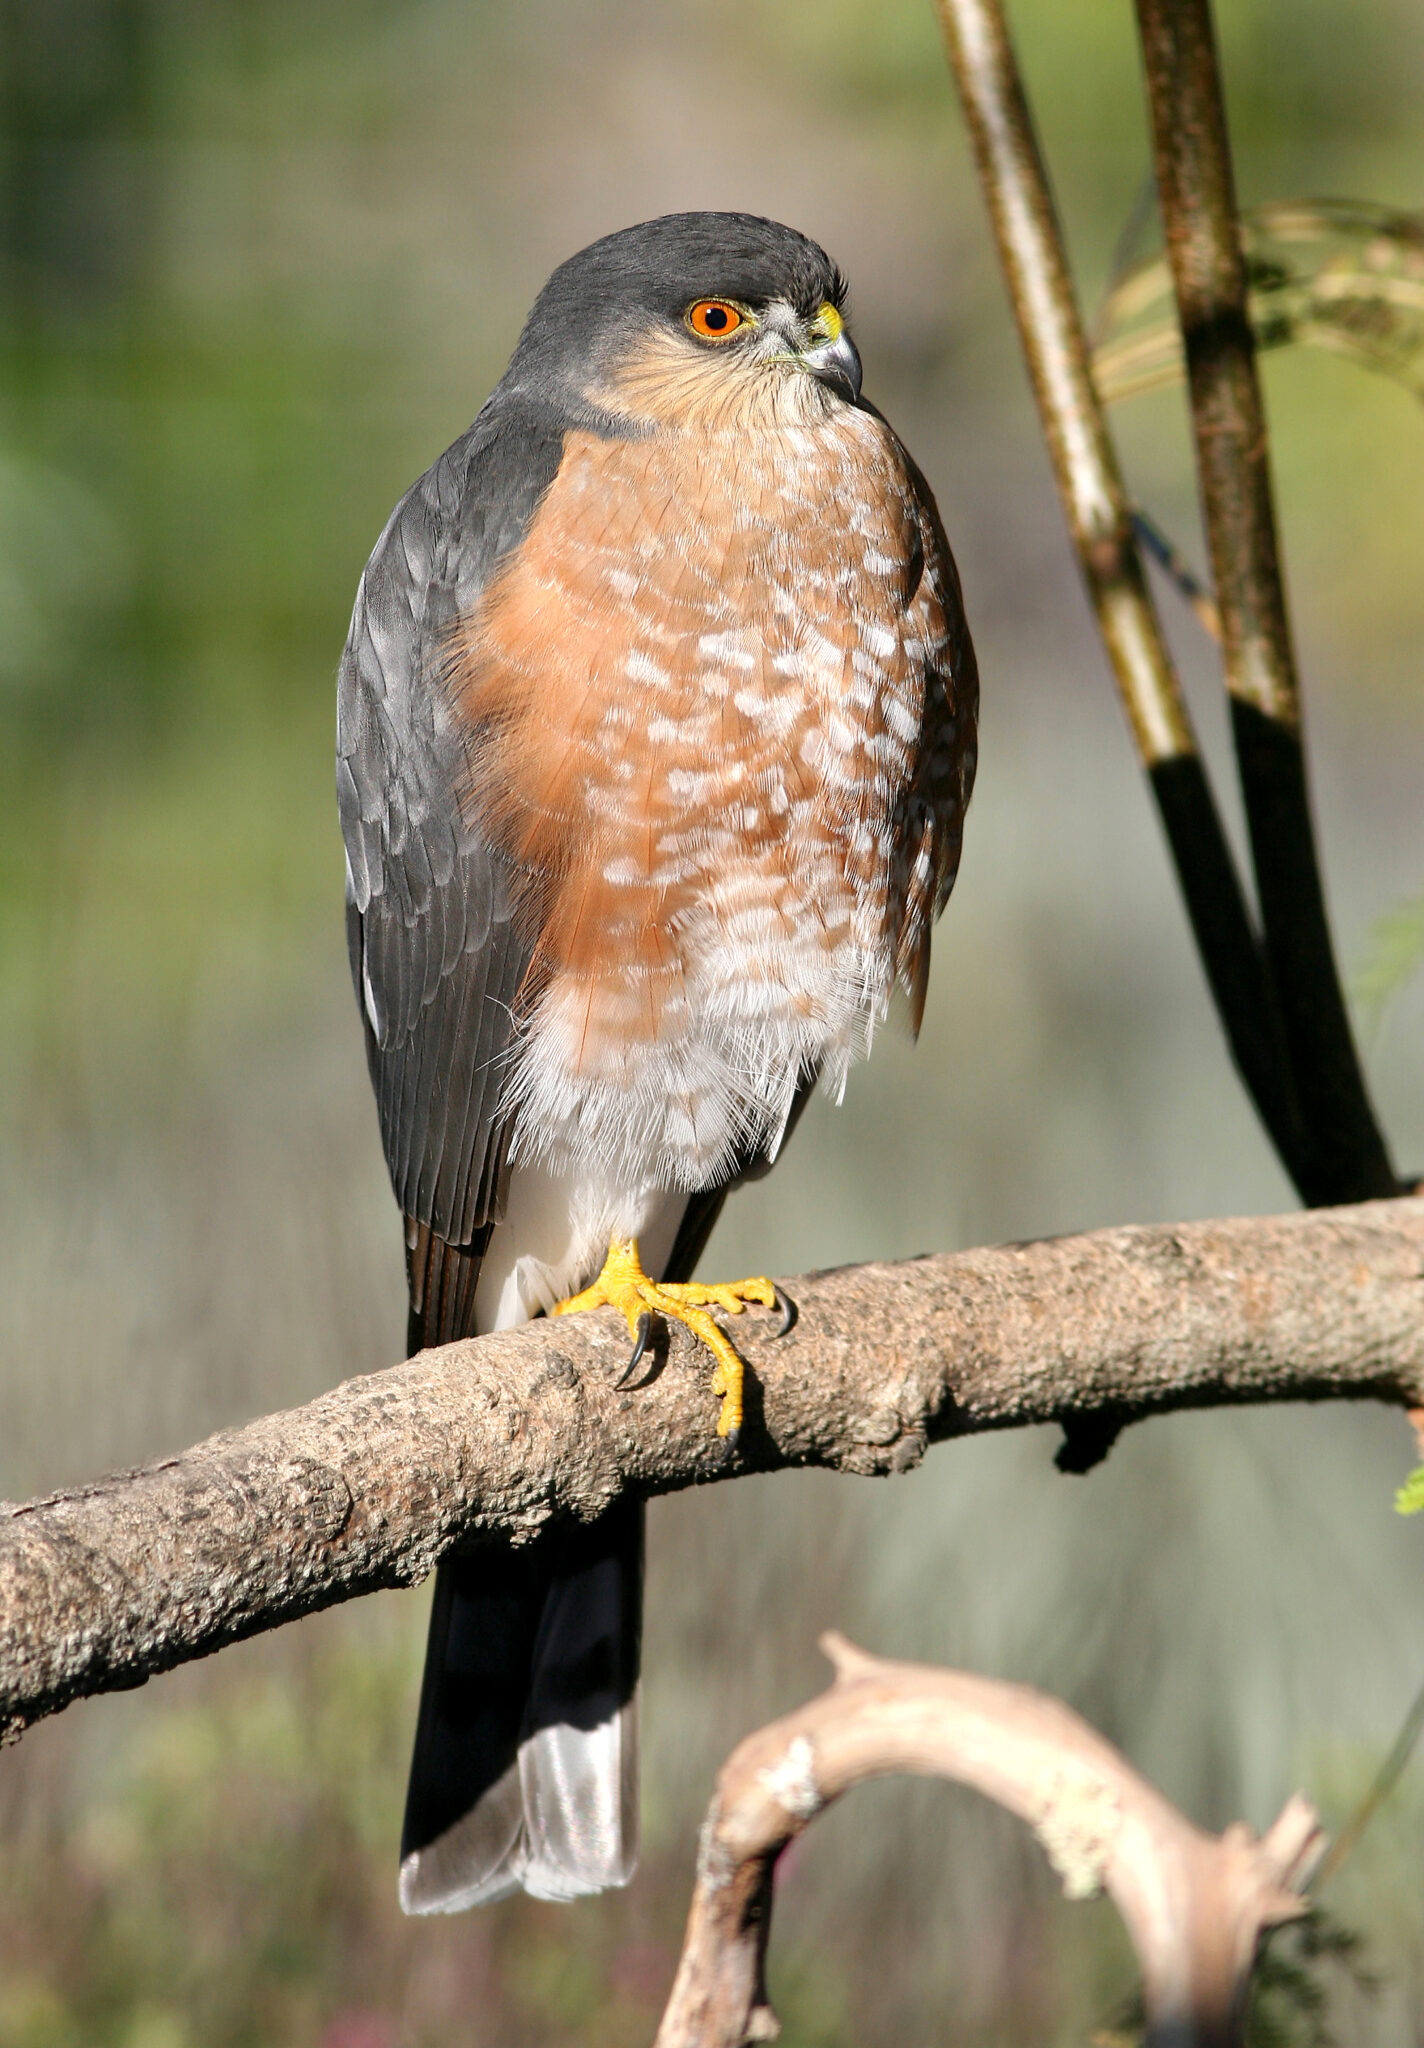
[686,299,744,340]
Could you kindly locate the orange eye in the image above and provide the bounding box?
[686,299,744,340]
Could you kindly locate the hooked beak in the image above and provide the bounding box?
[803,328,863,405]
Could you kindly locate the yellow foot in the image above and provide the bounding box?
[554,1236,780,1438]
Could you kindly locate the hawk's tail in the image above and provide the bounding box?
[397,1226,642,1912]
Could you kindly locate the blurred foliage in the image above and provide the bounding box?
[0,1630,675,2048]
[0,1631,871,2048]
[1094,1909,1380,2048]
[736,0,1424,273]
[1248,1913,1378,2048]
[1353,894,1424,1049]
[1093,201,1424,406]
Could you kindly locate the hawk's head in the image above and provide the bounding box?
[507,212,863,426]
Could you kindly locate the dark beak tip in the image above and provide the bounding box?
[845,338,864,403]
[835,341,864,406]
[810,333,863,406]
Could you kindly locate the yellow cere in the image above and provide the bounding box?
[814,301,844,341]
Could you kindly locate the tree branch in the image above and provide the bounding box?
[654,1635,1325,2048]
[4,1197,1422,1748]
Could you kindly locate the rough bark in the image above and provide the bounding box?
[3,1196,1422,1747]
[655,1635,1324,2048]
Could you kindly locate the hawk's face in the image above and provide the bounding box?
[599,289,864,432]
[506,211,864,431]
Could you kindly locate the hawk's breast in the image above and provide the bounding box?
[443,390,975,1193]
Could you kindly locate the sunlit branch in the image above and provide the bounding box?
[655,1635,1324,2048]
[3,1197,1422,1747]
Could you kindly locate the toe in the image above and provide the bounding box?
[708,1288,748,1317]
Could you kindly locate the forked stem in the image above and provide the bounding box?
[1132,0,1399,1204]
[933,0,1311,1194]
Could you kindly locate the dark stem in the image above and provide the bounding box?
[1132,0,1399,1205]
[1149,755,1306,1176]
[931,0,1313,1198]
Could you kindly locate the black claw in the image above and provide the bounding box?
[770,1283,797,1339]
[722,1424,741,1458]
[617,1312,654,1389]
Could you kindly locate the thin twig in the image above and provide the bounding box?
[3,1197,1423,1748]
[1314,1671,1424,1888]
[1133,0,1399,1207]
[1089,170,1161,349]
[1131,508,1222,643]
[654,1635,1325,2048]
[932,0,1310,1195]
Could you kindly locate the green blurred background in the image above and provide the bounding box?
[1,1,1423,2041]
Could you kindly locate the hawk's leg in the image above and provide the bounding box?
[554,1236,780,1438]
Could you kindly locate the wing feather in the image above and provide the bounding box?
[337,396,566,1247]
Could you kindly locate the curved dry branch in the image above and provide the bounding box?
[3,1197,1422,1748]
[655,1635,1325,2048]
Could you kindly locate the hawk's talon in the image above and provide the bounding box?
[770,1283,796,1339]
[554,1235,776,1438]
[617,1311,655,1389]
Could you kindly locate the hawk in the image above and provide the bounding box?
[337,212,978,1913]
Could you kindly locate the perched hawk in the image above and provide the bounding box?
[337,213,978,1913]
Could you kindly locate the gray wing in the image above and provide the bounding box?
[337,399,565,1246]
